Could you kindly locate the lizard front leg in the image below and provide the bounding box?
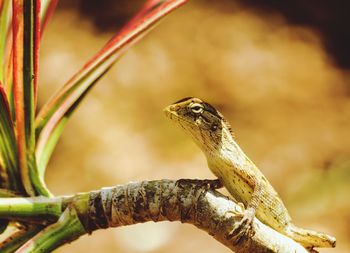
[228,180,263,243]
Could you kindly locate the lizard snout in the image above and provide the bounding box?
[163,104,180,118]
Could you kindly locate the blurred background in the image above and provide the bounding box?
[37,0,350,252]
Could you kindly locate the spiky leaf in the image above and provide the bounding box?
[0,0,12,85]
[12,0,50,196]
[0,84,21,191]
[35,0,189,176]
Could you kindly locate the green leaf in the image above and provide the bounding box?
[0,0,12,84]
[0,188,20,197]
[0,83,22,191]
[34,0,189,176]
[4,0,58,121]
[12,0,51,196]
[0,82,19,253]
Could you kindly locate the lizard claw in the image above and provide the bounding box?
[227,208,255,244]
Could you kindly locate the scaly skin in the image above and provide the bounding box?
[164,97,336,249]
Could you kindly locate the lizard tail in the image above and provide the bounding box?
[286,224,336,248]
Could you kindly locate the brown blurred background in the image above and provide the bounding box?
[37,0,350,252]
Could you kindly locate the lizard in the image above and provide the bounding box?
[163,97,336,249]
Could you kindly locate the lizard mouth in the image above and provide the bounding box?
[163,105,180,120]
[163,106,195,126]
[163,105,175,118]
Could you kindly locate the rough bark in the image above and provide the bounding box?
[71,179,307,253]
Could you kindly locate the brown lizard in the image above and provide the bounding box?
[164,97,336,249]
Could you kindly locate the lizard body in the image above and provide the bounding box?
[164,97,336,249]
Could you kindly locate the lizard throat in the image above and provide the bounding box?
[193,124,236,156]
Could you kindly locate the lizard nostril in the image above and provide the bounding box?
[170,105,180,111]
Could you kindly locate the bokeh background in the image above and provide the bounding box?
[37,1,350,252]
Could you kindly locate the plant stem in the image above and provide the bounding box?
[0,196,62,221]
[15,207,86,253]
[0,225,43,253]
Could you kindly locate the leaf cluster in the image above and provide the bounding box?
[0,0,188,251]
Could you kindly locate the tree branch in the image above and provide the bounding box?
[0,179,308,252]
[69,179,307,253]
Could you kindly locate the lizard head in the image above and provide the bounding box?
[164,97,233,153]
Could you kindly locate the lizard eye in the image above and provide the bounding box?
[190,103,204,114]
